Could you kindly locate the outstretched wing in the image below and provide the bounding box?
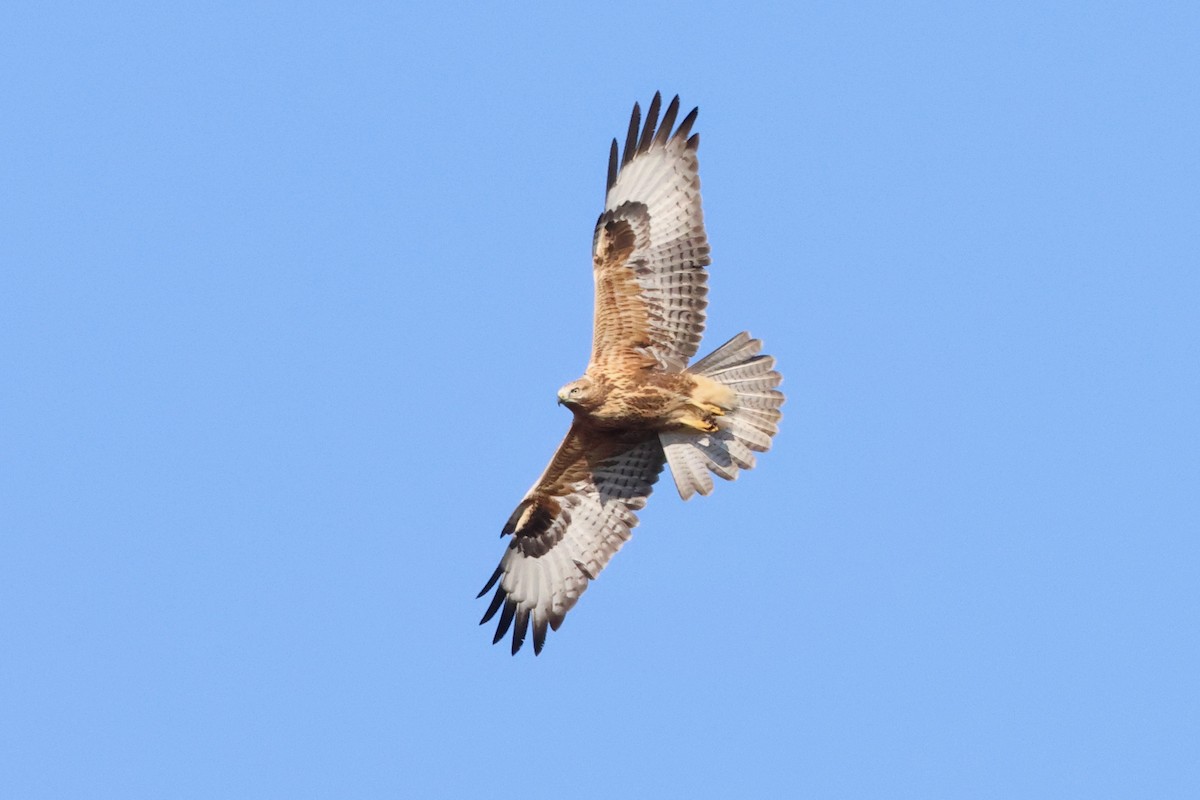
[589,93,710,375]
[478,425,665,655]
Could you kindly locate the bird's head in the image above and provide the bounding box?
[557,377,597,410]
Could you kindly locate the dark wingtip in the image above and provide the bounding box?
[654,95,681,147]
[622,101,641,167]
[675,106,699,142]
[477,564,503,598]
[511,608,530,655]
[606,138,618,191]
[609,95,698,190]
[492,599,516,644]
[532,615,548,655]
[637,91,662,155]
[479,583,506,624]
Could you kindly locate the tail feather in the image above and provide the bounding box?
[685,331,760,373]
[725,415,775,451]
[663,439,716,498]
[660,332,784,500]
[702,366,778,390]
[730,391,785,410]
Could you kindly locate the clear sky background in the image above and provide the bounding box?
[3,2,1198,798]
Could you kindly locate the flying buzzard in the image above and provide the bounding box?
[478,93,784,654]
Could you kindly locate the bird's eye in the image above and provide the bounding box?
[571,387,582,397]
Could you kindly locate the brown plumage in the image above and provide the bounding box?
[479,94,785,655]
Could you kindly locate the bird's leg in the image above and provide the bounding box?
[689,376,736,420]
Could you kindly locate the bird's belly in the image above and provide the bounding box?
[585,386,680,431]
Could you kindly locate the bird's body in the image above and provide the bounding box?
[560,370,731,433]
[478,94,785,654]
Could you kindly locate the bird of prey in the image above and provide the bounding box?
[478,93,784,654]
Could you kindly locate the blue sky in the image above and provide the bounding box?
[3,2,1198,797]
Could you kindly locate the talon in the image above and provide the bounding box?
[678,413,720,434]
[701,403,726,416]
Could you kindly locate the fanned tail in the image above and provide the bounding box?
[660,332,784,500]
